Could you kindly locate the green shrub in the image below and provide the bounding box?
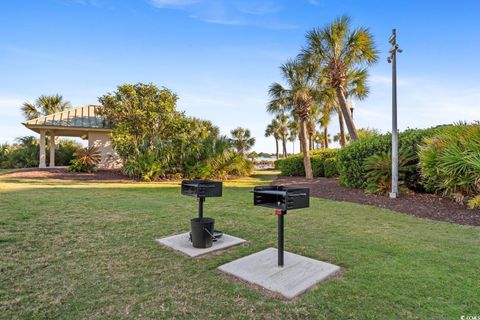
[467,195,480,209]
[324,157,338,177]
[337,127,443,189]
[364,149,416,194]
[275,149,338,177]
[418,124,480,199]
[55,140,82,166]
[67,146,101,173]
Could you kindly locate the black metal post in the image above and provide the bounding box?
[278,210,285,266]
[198,197,204,219]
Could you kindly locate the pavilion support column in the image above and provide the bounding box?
[39,130,46,168]
[49,133,55,167]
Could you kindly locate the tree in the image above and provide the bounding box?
[287,120,299,154]
[230,127,255,155]
[304,15,378,141]
[277,114,289,157]
[265,119,280,159]
[21,94,71,120]
[268,59,321,179]
[98,83,179,153]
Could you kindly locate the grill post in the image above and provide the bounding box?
[198,197,204,219]
[277,210,286,267]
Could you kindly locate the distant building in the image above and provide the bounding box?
[22,105,120,169]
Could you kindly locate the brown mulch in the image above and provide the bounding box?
[1,168,138,183]
[274,176,480,227]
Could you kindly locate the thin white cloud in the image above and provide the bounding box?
[307,0,320,6]
[147,0,297,29]
[149,0,200,9]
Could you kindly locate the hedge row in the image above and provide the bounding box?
[275,149,338,177]
[336,126,444,190]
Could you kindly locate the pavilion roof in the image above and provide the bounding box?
[23,105,112,130]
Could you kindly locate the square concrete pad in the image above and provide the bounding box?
[218,248,341,299]
[156,232,246,257]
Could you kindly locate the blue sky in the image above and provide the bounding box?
[1,0,479,152]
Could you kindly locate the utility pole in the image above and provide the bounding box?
[388,29,402,199]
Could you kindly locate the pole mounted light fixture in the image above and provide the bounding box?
[348,100,355,119]
[388,29,402,199]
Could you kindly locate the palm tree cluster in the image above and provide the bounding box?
[265,16,378,178]
[21,94,71,120]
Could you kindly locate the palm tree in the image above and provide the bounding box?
[230,127,255,155]
[304,16,378,141]
[318,107,331,149]
[287,119,299,154]
[265,119,280,159]
[277,114,289,157]
[267,59,321,179]
[21,94,71,120]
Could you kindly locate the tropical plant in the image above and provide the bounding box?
[99,83,253,180]
[364,149,417,195]
[55,140,82,166]
[303,15,378,141]
[336,127,442,190]
[275,149,338,177]
[276,114,289,157]
[21,94,71,120]
[67,146,101,173]
[265,119,280,159]
[467,195,480,209]
[230,127,255,155]
[418,124,480,201]
[287,119,299,154]
[268,59,322,179]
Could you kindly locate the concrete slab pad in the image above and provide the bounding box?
[218,248,341,299]
[156,232,246,257]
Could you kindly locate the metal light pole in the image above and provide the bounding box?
[388,29,402,199]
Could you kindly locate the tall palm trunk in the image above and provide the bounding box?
[336,87,359,140]
[337,106,346,147]
[275,138,279,159]
[282,136,287,157]
[299,119,313,179]
[299,137,303,153]
[323,126,329,149]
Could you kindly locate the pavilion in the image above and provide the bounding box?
[22,105,120,169]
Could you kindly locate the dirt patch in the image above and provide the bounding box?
[274,176,480,227]
[2,168,138,183]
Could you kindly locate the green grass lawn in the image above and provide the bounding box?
[0,172,479,319]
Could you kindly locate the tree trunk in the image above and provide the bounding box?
[282,136,287,157]
[337,107,346,147]
[275,138,279,159]
[336,87,359,140]
[323,126,329,149]
[299,137,303,153]
[300,119,313,179]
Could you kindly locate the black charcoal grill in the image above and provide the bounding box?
[181,180,223,247]
[252,185,310,266]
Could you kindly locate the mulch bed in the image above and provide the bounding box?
[2,168,137,183]
[274,176,480,227]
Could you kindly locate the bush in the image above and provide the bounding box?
[336,127,443,190]
[100,83,253,181]
[0,137,80,169]
[418,124,480,200]
[275,149,338,177]
[67,146,101,173]
[324,157,338,177]
[364,149,416,194]
[55,140,82,166]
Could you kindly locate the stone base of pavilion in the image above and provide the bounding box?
[156,232,246,257]
[218,248,341,299]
